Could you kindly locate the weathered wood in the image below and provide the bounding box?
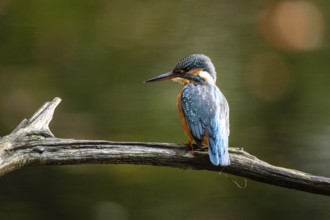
[0,97,329,196]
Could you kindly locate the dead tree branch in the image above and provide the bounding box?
[0,97,329,196]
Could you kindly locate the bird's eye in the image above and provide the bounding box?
[174,69,185,74]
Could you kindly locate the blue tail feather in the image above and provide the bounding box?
[208,130,230,166]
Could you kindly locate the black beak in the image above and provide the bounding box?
[144,71,176,83]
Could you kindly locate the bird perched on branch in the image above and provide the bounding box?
[145,54,230,166]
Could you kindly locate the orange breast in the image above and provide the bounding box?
[176,91,194,142]
[176,90,209,147]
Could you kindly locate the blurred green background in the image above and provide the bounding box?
[0,0,330,219]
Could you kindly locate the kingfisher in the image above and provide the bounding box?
[145,54,230,166]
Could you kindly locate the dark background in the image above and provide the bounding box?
[0,0,329,219]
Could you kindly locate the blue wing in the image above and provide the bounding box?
[180,83,230,166]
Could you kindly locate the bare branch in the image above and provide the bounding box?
[0,98,329,196]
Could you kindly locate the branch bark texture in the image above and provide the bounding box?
[0,98,329,196]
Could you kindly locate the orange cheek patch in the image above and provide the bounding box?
[188,68,203,75]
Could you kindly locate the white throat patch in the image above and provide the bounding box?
[199,71,215,84]
[171,77,189,85]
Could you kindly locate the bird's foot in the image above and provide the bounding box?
[185,140,194,151]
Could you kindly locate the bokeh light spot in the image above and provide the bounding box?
[258,1,325,51]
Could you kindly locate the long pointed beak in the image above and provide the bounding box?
[144,71,175,83]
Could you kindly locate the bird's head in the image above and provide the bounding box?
[145,54,217,85]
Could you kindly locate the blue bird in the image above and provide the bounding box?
[145,54,230,166]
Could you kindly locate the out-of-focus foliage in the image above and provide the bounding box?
[0,0,329,219]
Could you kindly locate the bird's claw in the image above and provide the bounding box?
[185,140,194,151]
